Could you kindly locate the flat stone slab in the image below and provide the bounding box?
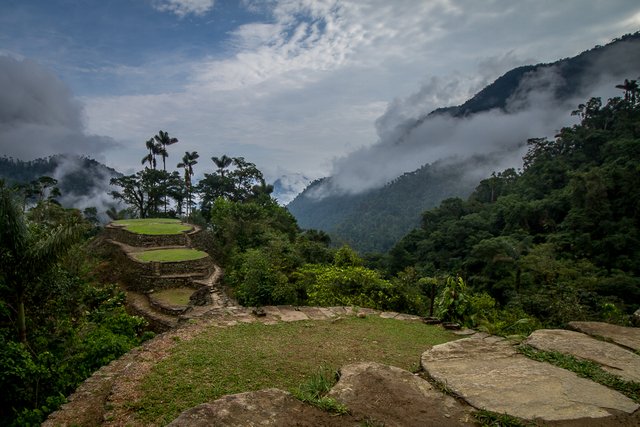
[568,321,640,352]
[421,334,639,422]
[379,311,399,319]
[275,305,310,322]
[328,362,474,426]
[167,388,350,426]
[526,329,640,382]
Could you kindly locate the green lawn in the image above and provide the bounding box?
[133,316,458,424]
[113,218,192,235]
[152,288,194,306]
[133,248,208,262]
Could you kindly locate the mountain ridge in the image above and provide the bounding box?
[287,32,640,253]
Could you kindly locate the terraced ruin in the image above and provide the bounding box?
[44,220,640,426]
[101,218,235,330]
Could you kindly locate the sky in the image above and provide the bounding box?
[1,0,639,198]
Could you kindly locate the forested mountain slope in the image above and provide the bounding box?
[0,154,121,213]
[387,90,640,320]
[288,32,640,253]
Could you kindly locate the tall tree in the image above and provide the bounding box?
[212,155,233,177]
[141,138,159,170]
[0,184,83,343]
[154,131,179,213]
[615,79,639,105]
[154,130,179,172]
[177,151,199,217]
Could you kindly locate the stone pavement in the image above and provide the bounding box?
[526,328,640,382]
[421,333,639,423]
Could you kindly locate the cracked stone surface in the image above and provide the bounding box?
[526,329,640,382]
[568,321,640,352]
[328,362,475,426]
[421,334,639,422]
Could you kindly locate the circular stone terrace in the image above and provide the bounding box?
[102,218,230,327]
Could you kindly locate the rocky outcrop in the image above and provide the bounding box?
[328,362,474,426]
[168,388,351,427]
[421,334,639,422]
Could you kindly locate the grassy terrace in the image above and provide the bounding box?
[113,218,192,235]
[132,316,457,424]
[133,248,208,262]
[152,288,194,306]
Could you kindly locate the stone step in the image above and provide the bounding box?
[421,333,639,423]
[526,329,640,382]
[126,291,178,331]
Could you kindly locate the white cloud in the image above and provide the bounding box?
[80,0,640,186]
[152,0,215,18]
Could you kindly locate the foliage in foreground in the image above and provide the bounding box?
[0,192,151,426]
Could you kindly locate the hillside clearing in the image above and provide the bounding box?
[132,316,457,424]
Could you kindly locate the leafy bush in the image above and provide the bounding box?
[294,264,399,310]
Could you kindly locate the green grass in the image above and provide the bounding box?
[518,345,640,402]
[473,409,532,426]
[292,366,349,414]
[152,288,194,306]
[113,218,192,235]
[133,316,457,424]
[133,248,208,262]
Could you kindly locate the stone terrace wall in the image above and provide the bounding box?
[104,225,191,247]
[101,241,213,292]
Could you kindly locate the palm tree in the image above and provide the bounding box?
[0,184,83,343]
[141,138,158,169]
[154,130,179,172]
[615,79,639,105]
[212,155,233,177]
[177,151,199,217]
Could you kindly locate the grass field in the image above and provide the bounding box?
[152,288,194,306]
[132,316,457,424]
[113,218,192,235]
[133,248,208,262]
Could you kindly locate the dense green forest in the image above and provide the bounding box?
[0,187,151,425]
[386,85,640,324]
[288,162,478,253]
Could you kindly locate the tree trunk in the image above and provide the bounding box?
[429,283,436,317]
[18,294,27,343]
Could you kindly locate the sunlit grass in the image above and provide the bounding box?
[133,248,208,262]
[113,218,192,235]
[133,316,458,424]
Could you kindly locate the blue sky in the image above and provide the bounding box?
[1,0,639,190]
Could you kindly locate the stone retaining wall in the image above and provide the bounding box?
[104,225,191,247]
[113,251,213,292]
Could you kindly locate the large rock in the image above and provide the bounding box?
[167,388,350,426]
[421,334,639,422]
[328,362,474,426]
[568,321,640,352]
[526,329,640,382]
